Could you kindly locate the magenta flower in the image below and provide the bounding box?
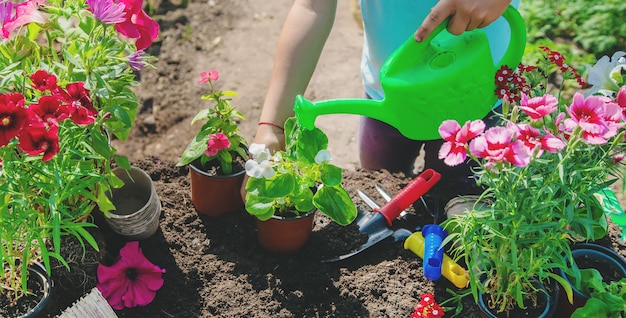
[56,82,98,125]
[199,70,219,84]
[86,0,126,24]
[519,93,558,120]
[0,93,29,147]
[617,85,626,115]
[114,0,159,50]
[18,124,60,162]
[1,0,47,39]
[205,133,231,157]
[97,241,165,310]
[438,119,485,166]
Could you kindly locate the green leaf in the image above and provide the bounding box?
[191,109,210,125]
[114,155,131,170]
[313,186,357,225]
[245,193,274,220]
[320,164,342,186]
[571,298,610,318]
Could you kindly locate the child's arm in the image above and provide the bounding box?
[254,0,338,153]
[414,0,511,42]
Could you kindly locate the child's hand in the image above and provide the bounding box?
[414,0,510,42]
[240,124,285,202]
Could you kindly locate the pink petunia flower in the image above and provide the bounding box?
[97,241,166,310]
[205,133,230,157]
[199,70,219,84]
[0,93,29,147]
[1,0,47,38]
[438,119,485,166]
[114,0,159,50]
[519,93,558,120]
[18,123,60,162]
[617,85,626,116]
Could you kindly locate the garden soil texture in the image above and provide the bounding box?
[44,0,626,317]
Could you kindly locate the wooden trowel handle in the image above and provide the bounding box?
[376,169,441,226]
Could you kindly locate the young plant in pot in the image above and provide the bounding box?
[439,47,626,317]
[177,70,249,216]
[0,0,158,314]
[244,117,358,253]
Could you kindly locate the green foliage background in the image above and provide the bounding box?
[519,0,625,71]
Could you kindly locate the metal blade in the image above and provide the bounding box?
[357,189,380,210]
[375,183,409,218]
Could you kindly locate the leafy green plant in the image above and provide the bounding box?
[177,70,248,175]
[520,0,626,59]
[570,268,626,318]
[244,117,357,225]
[440,47,626,314]
[0,0,158,301]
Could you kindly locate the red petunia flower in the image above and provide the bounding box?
[29,95,70,126]
[97,241,166,310]
[30,70,59,92]
[18,123,60,162]
[0,93,29,147]
[56,82,97,125]
[114,0,159,50]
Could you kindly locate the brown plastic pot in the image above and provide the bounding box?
[256,210,316,254]
[189,161,246,217]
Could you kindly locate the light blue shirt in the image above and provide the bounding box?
[360,0,522,100]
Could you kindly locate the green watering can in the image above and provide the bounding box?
[294,5,527,140]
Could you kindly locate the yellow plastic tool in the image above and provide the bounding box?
[404,231,469,289]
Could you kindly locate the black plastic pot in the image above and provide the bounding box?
[478,279,559,318]
[556,243,626,316]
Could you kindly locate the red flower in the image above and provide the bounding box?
[18,124,60,162]
[30,70,58,92]
[412,293,445,318]
[29,95,70,126]
[114,0,159,50]
[0,93,29,147]
[56,82,97,125]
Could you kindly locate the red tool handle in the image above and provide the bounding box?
[376,169,441,226]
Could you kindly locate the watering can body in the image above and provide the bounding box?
[295,5,527,140]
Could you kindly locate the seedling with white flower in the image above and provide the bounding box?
[244,117,357,225]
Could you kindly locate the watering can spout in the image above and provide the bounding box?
[294,95,387,130]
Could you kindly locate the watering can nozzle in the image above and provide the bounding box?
[294,95,317,130]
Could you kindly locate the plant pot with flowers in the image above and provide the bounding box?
[439,47,626,317]
[244,117,358,254]
[0,0,158,313]
[177,70,249,217]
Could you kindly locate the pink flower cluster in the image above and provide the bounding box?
[0,70,97,161]
[439,86,626,169]
[411,293,445,318]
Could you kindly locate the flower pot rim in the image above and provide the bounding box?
[20,261,53,317]
[267,208,317,221]
[189,160,246,178]
[478,278,557,317]
[108,166,159,220]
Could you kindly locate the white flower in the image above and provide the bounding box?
[314,149,331,164]
[248,143,272,163]
[245,159,275,179]
[585,51,626,97]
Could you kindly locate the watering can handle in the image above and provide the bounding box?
[388,5,526,71]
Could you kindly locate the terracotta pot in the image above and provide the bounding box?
[189,161,246,217]
[105,166,161,240]
[556,243,626,316]
[256,210,316,254]
[478,279,558,318]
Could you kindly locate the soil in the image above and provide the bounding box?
[34,0,626,317]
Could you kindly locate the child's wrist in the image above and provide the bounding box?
[258,121,284,131]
